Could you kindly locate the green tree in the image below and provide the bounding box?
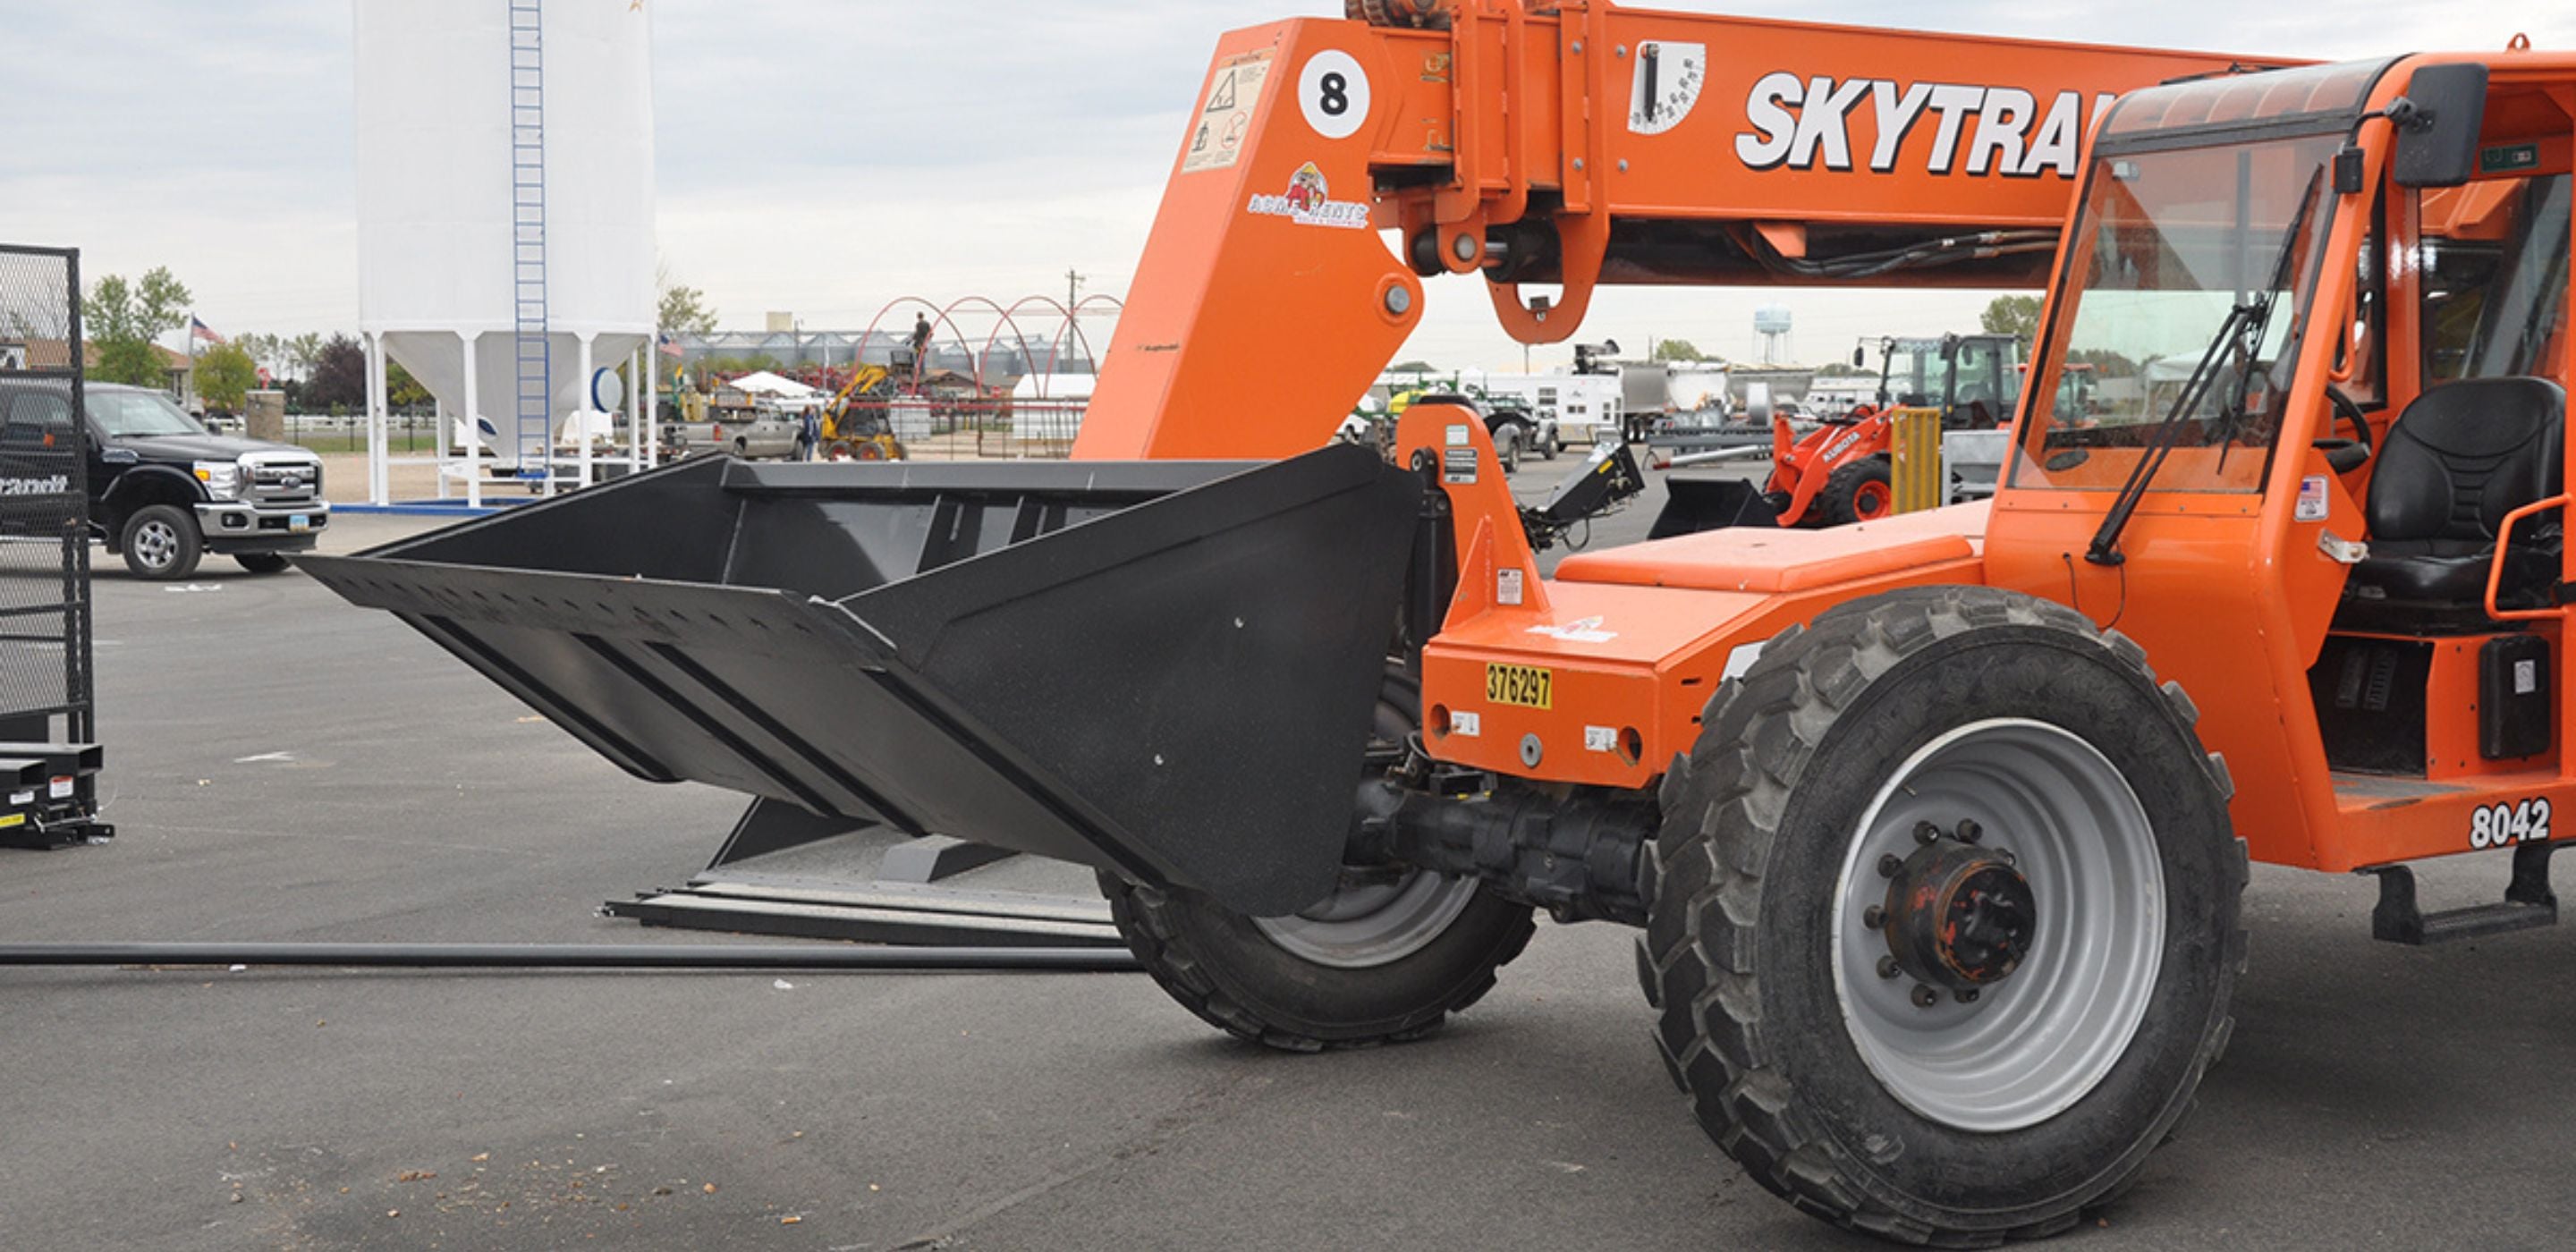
[386,359,432,409]
[195,343,259,410]
[1980,294,2044,344]
[284,332,325,382]
[232,332,286,383]
[657,263,718,339]
[1651,338,1707,362]
[1389,360,1437,374]
[83,266,193,387]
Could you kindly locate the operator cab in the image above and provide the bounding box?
[1863,334,2022,429]
[2005,56,2575,791]
[2336,170,2571,633]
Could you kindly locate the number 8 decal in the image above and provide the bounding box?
[1301,50,1371,140]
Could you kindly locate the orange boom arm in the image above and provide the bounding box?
[1074,1,2294,461]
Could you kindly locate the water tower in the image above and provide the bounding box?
[1753,304,1794,364]
[353,0,657,503]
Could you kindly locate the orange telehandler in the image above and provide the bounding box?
[309,3,2574,1243]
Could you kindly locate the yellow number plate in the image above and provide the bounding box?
[1485,664,1553,710]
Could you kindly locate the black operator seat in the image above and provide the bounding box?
[2340,376,2565,630]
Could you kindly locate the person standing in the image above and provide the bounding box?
[797,402,821,462]
[910,313,934,386]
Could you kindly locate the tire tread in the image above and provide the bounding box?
[1639,585,2248,1245]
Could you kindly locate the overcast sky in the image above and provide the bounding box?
[6,1,2573,371]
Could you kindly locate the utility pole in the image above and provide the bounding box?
[1065,268,1086,309]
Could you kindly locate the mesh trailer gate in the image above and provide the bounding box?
[0,246,109,848]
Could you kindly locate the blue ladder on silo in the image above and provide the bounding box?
[507,0,549,482]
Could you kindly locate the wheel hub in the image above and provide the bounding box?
[1879,827,2037,991]
[1833,718,2166,1131]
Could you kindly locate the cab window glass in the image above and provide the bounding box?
[2420,173,2571,382]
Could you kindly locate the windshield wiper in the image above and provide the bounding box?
[2086,167,2326,566]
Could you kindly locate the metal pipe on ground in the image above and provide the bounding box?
[0,943,1139,973]
[1664,445,1767,469]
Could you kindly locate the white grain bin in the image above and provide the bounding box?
[354,0,655,489]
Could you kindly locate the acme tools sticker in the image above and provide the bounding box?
[1486,663,1554,710]
[1248,163,1370,230]
[1184,50,1273,174]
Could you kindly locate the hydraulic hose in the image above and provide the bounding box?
[0,942,1139,973]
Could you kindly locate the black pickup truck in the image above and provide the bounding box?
[0,379,328,579]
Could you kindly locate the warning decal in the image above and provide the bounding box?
[1184,51,1274,174]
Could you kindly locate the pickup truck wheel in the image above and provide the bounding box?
[1100,671,1536,1051]
[234,553,291,574]
[1493,424,1524,472]
[1640,587,2245,1245]
[1539,430,1561,460]
[121,504,203,581]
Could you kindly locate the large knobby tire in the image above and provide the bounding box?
[1101,873,1535,1052]
[1640,587,2246,1245]
[1101,672,1537,1052]
[121,503,203,581]
[1813,454,1894,527]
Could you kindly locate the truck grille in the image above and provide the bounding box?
[244,457,322,505]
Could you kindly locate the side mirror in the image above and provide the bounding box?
[1852,345,1867,368]
[2390,63,2488,189]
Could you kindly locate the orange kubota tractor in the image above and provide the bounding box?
[1681,333,2029,532]
[309,3,2576,1244]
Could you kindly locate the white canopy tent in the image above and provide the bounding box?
[724,370,821,399]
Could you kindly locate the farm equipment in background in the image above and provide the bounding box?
[309,3,2576,1244]
[819,364,906,461]
[1664,333,2025,531]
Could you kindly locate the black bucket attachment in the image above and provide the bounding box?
[301,445,1421,918]
[1648,476,1782,539]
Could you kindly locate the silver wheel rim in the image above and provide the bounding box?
[1831,718,2165,1132]
[1254,871,1480,969]
[132,519,179,570]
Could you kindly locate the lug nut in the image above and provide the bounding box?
[1913,820,1942,845]
[1878,853,1904,878]
[1861,905,1885,930]
[1954,988,1980,1004]
[1955,818,1983,844]
[1877,955,1902,980]
[1911,985,1940,1009]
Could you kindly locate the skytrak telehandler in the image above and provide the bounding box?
[307,3,2576,1244]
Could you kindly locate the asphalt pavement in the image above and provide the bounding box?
[2,468,2574,1250]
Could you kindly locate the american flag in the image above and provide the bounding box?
[657,330,683,358]
[190,317,225,345]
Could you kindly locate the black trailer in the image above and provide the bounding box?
[0,245,108,848]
